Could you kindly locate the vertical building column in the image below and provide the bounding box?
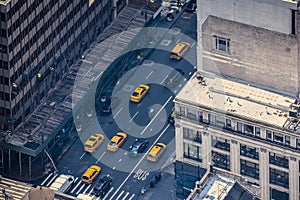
[259,148,269,200]
[113,0,118,18]
[175,123,183,161]
[201,131,211,170]
[230,139,239,174]
[289,156,298,200]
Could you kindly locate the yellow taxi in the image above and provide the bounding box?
[107,132,127,152]
[170,42,190,60]
[84,134,104,153]
[81,165,101,184]
[130,84,150,103]
[147,143,166,162]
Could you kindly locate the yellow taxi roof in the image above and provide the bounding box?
[111,135,121,143]
[172,42,189,53]
[149,144,164,155]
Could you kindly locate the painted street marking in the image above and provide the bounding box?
[109,123,171,200]
[71,181,82,193]
[102,187,114,200]
[189,72,192,75]
[116,190,125,200]
[176,39,180,44]
[76,184,85,195]
[146,70,153,80]
[179,84,182,87]
[160,74,169,84]
[140,96,172,135]
[129,111,139,123]
[122,192,130,200]
[191,42,195,48]
[79,152,86,160]
[96,152,106,164]
[113,107,123,119]
[128,194,135,200]
[119,158,122,162]
[41,173,53,186]
[46,173,58,187]
[83,184,92,194]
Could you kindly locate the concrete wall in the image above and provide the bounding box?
[197,0,300,95]
[201,16,299,94]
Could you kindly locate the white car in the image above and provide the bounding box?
[49,174,75,193]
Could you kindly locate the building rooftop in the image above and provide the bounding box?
[175,71,299,129]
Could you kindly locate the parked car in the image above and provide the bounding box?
[49,174,74,193]
[81,165,101,184]
[92,175,112,197]
[101,99,112,114]
[186,0,197,12]
[129,138,149,155]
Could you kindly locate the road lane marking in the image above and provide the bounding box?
[41,172,53,185]
[191,42,195,48]
[83,184,92,194]
[176,39,180,43]
[96,152,106,164]
[146,70,153,79]
[113,166,116,170]
[128,194,135,200]
[122,192,130,200]
[76,184,85,195]
[119,158,122,162]
[71,181,82,193]
[179,84,182,88]
[140,96,172,135]
[88,187,93,195]
[129,111,139,123]
[109,123,170,200]
[102,187,114,200]
[79,152,86,160]
[189,72,192,75]
[46,173,58,187]
[160,74,168,84]
[116,190,125,200]
[175,90,177,93]
[113,107,123,119]
[124,152,128,155]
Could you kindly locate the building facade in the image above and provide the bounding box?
[174,71,300,200]
[0,0,116,131]
[197,0,300,95]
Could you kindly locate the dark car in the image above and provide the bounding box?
[129,138,149,155]
[101,99,112,114]
[186,0,197,12]
[92,175,112,197]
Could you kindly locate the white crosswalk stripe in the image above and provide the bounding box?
[76,183,86,195]
[102,187,114,200]
[128,194,135,200]
[122,192,130,200]
[115,190,124,200]
[83,184,92,194]
[41,172,53,186]
[71,180,82,193]
[46,173,58,187]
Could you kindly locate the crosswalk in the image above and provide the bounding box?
[0,177,32,200]
[40,173,136,200]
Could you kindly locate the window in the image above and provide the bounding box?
[225,119,231,129]
[215,36,230,52]
[266,130,272,140]
[183,127,202,143]
[237,122,242,133]
[208,113,215,124]
[255,127,260,137]
[270,168,289,188]
[184,143,202,162]
[187,108,196,120]
[180,106,186,117]
[273,132,284,144]
[285,136,290,146]
[269,152,289,169]
[296,139,300,149]
[212,151,230,171]
[240,144,259,160]
[212,136,230,152]
[198,111,203,122]
[240,159,259,180]
[244,124,254,135]
[215,116,225,127]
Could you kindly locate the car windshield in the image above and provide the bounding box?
[82,176,89,180]
[89,138,96,142]
[132,146,139,152]
[132,92,140,97]
[109,141,117,146]
[85,144,92,148]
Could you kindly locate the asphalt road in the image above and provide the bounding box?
[38,8,197,200]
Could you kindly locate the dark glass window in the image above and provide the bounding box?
[270,168,289,188]
[237,122,242,133]
[266,130,272,141]
[240,159,259,180]
[244,124,254,135]
[273,132,284,144]
[212,151,230,171]
[187,108,196,120]
[212,136,230,152]
[184,143,202,162]
[240,144,259,160]
[208,114,215,125]
[198,111,203,123]
[215,36,230,52]
[269,152,289,169]
[225,119,231,129]
[215,116,225,127]
[285,136,290,146]
[183,127,202,143]
[255,127,260,137]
